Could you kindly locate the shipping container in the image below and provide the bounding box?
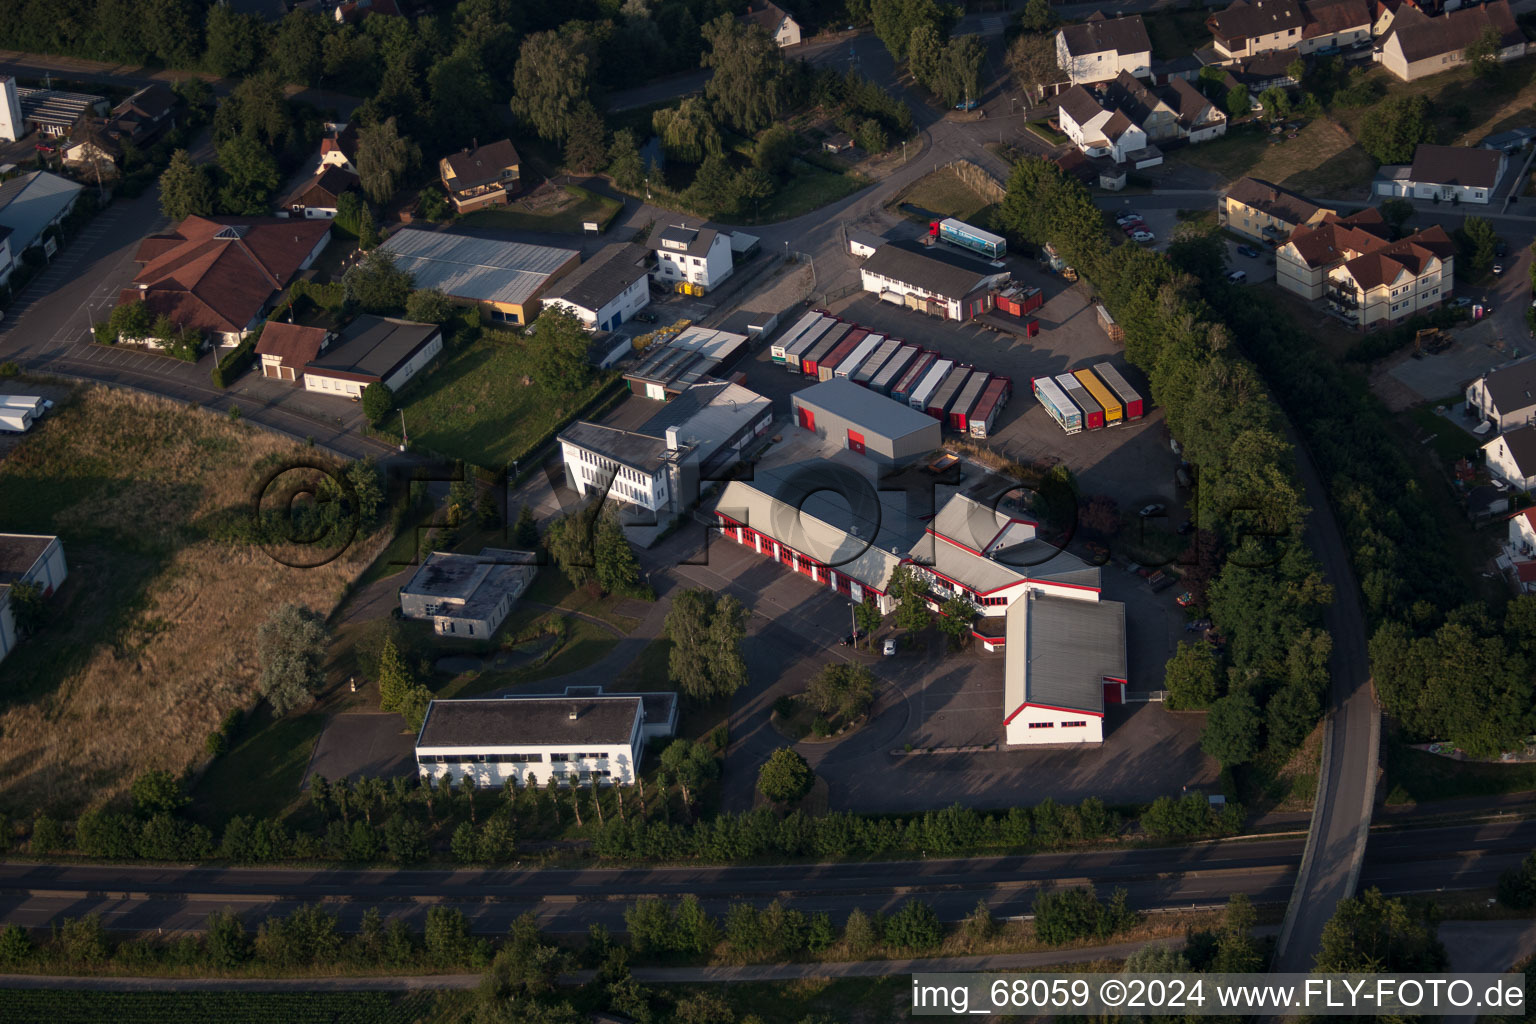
[968,377,1012,438]
[800,323,851,377]
[890,351,936,403]
[1093,362,1144,420]
[1096,305,1125,343]
[852,336,900,385]
[872,345,922,395]
[995,285,1043,317]
[903,292,924,310]
[1033,376,1081,435]
[833,330,882,379]
[783,316,834,373]
[770,310,825,364]
[1057,373,1103,430]
[936,218,1007,259]
[907,359,955,411]
[949,371,992,432]
[925,365,972,420]
[817,329,867,382]
[1073,368,1123,426]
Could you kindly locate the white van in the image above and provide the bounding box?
[1226,270,1247,284]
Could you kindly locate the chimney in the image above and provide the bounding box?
[568,708,578,721]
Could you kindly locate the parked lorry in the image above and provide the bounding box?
[1073,368,1123,426]
[872,345,922,395]
[1092,362,1144,420]
[933,218,1006,260]
[967,377,1012,438]
[948,371,992,432]
[1033,376,1081,434]
[1057,372,1103,430]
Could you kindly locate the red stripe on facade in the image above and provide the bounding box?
[1023,701,1105,718]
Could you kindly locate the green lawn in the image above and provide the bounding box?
[1383,734,1536,804]
[372,332,618,470]
[891,165,998,223]
[190,710,326,826]
[432,617,620,700]
[1403,404,1483,466]
[615,636,673,690]
[1026,121,1071,147]
[457,185,623,234]
[750,163,869,223]
[1164,121,1375,194]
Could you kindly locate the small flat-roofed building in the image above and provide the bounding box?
[399,547,537,639]
[0,170,82,285]
[1003,591,1127,746]
[301,315,444,399]
[378,228,579,327]
[790,377,942,464]
[0,532,66,664]
[848,229,885,258]
[540,242,651,332]
[415,687,678,787]
[282,165,360,219]
[622,326,749,399]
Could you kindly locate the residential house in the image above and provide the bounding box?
[1054,12,1153,87]
[1208,0,1307,59]
[1378,0,1525,82]
[118,215,331,348]
[1504,507,1536,592]
[649,220,735,293]
[1167,78,1228,142]
[741,0,801,47]
[1374,144,1506,204]
[560,380,772,519]
[1219,176,1334,245]
[1324,225,1455,329]
[1276,207,1392,299]
[319,123,359,174]
[415,688,678,788]
[540,242,651,332]
[62,82,178,170]
[259,314,445,399]
[377,228,578,326]
[0,533,66,665]
[1467,360,1536,432]
[438,139,521,213]
[0,76,107,142]
[281,165,360,219]
[399,548,536,638]
[0,170,83,286]
[1102,71,1180,141]
[335,0,401,21]
[859,240,1010,321]
[1484,424,1536,492]
[1300,0,1373,51]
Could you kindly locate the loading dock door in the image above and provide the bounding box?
[797,406,816,431]
[847,429,865,454]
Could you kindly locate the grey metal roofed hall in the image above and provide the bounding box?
[1008,592,1127,716]
[860,240,999,300]
[541,242,649,312]
[305,315,440,382]
[378,228,578,306]
[794,378,940,437]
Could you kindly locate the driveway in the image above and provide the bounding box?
[306,712,416,785]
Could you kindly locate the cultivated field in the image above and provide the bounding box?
[0,387,387,814]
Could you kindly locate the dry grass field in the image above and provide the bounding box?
[0,387,387,814]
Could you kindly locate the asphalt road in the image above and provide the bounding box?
[0,819,1528,937]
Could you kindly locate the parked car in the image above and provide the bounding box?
[1138,503,1166,518]
[34,142,55,154]
[954,99,979,111]
[1151,574,1177,593]
[1226,270,1247,283]
[1495,264,1505,276]
[1314,44,1341,56]
[839,630,866,647]
[1455,296,1474,308]
[1131,230,1155,243]
[1186,618,1213,632]
[1237,245,1260,258]
[1116,211,1142,223]
[632,311,657,324]
[1496,241,1509,258]
[882,638,897,656]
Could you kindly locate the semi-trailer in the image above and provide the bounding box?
[1056,373,1103,430]
[949,371,992,432]
[967,377,1011,438]
[1092,362,1145,420]
[1033,376,1081,434]
[1073,368,1123,426]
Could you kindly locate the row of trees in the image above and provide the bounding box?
[996,158,1331,773]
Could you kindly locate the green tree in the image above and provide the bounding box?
[594,507,646,597]
[1258,86,1290,121]
[1464,25,1507,82]
[1164,642,1222,710]
[204,4,266,77]
[686,152,743,218]
[934,34,985,106]
[256,603,330,716]
[653,98,722,163]
[1358,94,1434,164]
[666,589,716,697]
[1459,216,1499,279]
[1498,850,1536,909]
[130,769,188,817]
[1201,690,1261,766]
[660,739,719,810]
[844,907,877,952]
[1005,32,1057,97]
[511,29,595,142]
[754,123,797,178]
[705,593,750,697]
[882,899,942,950]
[267,9,327,86]
[936,596,977,648]
[1224,83,1251,118]
[206,909,251,968]
[0,924,34,967]
[215,135,280,216]
[544,506,598,587]
[887,566,930,632]
[344,250,413,314]
[355,117,418,205]
[376,635,417,715]
[361,382,394,426]
[1213,893,1263,972]
[701,13,793,133]
[854,118,889,154]
[1316,888,1446,972]
[514,504,539,547]
[1019,0,1056,32]
[608,128,645,191]
[737,166,775,220]
[757,747,814,804]
[158,149,215,221]
[806,662,875,720]
[6,580,46,637]
[871,0,955,62]
[564,102,609,174]
[1380,197,1414,237]
[30,815,63,854]
[526,309,592,395]
[853,599,884,640]
[405,289,455,325]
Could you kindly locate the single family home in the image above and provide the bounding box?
[438,139,521,213]
[1055,12,1153,87]
[741,0,801,47]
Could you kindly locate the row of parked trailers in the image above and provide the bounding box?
[1030,364,1145,436]
[770,310,1014,438]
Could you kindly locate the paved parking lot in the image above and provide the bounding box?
[306,712,416,786]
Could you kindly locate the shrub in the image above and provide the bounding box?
[883,899,942,951]
[211,329,260,388]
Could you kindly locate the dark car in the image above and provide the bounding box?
[838,630,866,647]
[1496,242,1509,258]
[1236,245,1261,258]
[632,312,658,324]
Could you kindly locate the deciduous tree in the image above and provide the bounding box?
[701,14,793,133]
[511,28,595,142]
[1358,94,1434,165]
[355,116,418,205]
[344,250,413,314]
[756,747,814,804]
[256,603,330,716]
[525,308,592,395]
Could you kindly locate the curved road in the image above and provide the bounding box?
[0,819,1528,936]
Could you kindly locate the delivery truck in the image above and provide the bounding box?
[934,218,1006,260]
